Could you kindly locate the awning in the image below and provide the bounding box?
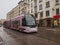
[53,15,60,18]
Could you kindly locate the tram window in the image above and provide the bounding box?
[22,17,26,26]
[17,20,20,25]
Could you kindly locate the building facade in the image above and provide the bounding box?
[18,0,28,15]
[7,5,19,20]
[37,0,60,27]
[7,0,36,19]
[7,0,60,27]
[0,19,6,24]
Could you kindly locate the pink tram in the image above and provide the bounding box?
[3,14,37,33]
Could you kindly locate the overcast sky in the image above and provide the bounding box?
[0,0,21,19]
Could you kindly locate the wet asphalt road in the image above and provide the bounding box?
[0,27,60,45]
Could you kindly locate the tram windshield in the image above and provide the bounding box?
[25,15,36,27]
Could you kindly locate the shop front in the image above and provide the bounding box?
[39,18,53,27]
[53,15,60,27]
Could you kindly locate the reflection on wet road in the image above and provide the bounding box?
[0,27,60,45]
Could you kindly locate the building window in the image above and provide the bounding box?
[28,0,29,2]
[46,1,50,8]
[56,0,59,5]
[39,0,42,3]
[46,10,50,16]
[40,12,43,18]
[31,9,33,13]
[19,10,20,13]
[31,3,33,7]
[35,13,37,18]
[31,0,33,1]
[34,0,37,7]
[56,8,59,15]
[39,4,42,10]
[28,0,30,3]
[34,6,37,13]
[19,7,20,9]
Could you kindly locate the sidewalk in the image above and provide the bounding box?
[38,27,60,32]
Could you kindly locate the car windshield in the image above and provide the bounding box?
[25,15,36,26]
